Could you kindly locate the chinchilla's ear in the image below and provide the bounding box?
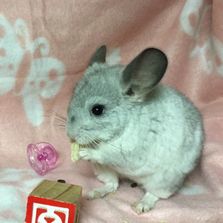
[121,48,168,100]
[88,45,107,66]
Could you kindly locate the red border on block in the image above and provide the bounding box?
[25,196,76,223]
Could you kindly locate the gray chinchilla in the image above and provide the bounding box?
[67,45,204,214]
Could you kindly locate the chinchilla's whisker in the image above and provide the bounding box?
[55,125,66,130]
[56,123,66,127]
[55,117,67,123]
[84,135,101,148]
[43,112,67,128]
[84,133,122,151]
[53,117,66,129]
[54,123,66,128]
[104,141,122,151]
[84,134,97,145]
[55,113,67,121]
[81,131,121,151]
[55,115,65,120]
[54,116,67,131]
[54,113,67,123]
[92,140,100,147]
[54,117,66,125]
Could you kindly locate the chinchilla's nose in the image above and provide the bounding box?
[67,129,81,143]
[70,138,76,143]
[68,134,77,144]
[66,130,75,141]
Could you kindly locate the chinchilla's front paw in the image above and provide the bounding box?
[131,192,159,214]
[132,200,154,214]
[86,184,118,200]
[79,148,92,161]
[79,148,103,163]
[86,189,107,200]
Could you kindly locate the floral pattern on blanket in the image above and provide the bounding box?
[0,0,223,222]
[0,15,65,126]
[180,0,223,76]
[0,169,42,223]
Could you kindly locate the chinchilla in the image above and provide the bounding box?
[66,45,204,214]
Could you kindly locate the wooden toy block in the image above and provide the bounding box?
[25,179,82,223]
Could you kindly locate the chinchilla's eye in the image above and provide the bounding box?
[70,116,75,122]
[91,104,105,116]
[126,87,134,96]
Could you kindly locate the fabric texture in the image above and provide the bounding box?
[0,0,223,222]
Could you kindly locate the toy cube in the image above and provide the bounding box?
[25,179,82,223]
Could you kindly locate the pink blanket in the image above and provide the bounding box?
[1,0,223,222]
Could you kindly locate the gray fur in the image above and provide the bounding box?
[67,46,204,214]
[88,45,107,66]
